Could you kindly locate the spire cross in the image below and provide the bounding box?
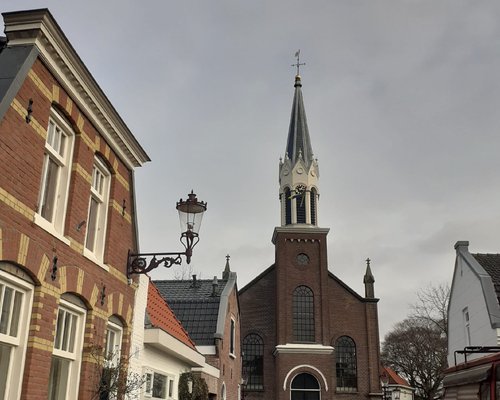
[292,50,306,76]
[366,258,371,267]
[226,254,230,262]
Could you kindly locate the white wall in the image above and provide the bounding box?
[448,255,497,366]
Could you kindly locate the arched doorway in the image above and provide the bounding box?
[291,373,320,400]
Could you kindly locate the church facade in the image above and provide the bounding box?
[239,74,382,400]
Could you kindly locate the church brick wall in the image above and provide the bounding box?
[240,229,382,400]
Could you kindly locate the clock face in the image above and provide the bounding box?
[296,253,310,265]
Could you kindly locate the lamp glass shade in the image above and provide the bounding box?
[177,191,207,235]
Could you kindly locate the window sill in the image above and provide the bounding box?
[33,214,71,246]
[336,389,358,394]
[83,249,109,271]
[229,352,236,359]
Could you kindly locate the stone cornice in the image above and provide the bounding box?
[272,226,330,244]
[3,9,150,169]
[273,343,334,356]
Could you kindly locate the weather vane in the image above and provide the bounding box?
[292,49,306,75]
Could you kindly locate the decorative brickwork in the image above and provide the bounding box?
[0,9,148,400]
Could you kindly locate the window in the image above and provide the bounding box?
[293,286,314,342]
[230,318,236,356]
[463,308,471,346]
[144,371,170,399]
[310,188,317,225]
[221,383,226,400]
[336,336,357,391]
[296,191,306,224]
[100,318,123,399]
[0,268,33,400]
[285,188,292,225]
[291,373,320,400]
[37,110,74,234]
[242,333,264,390]
[85,157,110,261]
[48,296,86,400]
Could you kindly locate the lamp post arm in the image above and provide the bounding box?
[127,250,185,277]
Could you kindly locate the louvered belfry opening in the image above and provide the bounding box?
[310,188,317,225]
[284,188,292,225]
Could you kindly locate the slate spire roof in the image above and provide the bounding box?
[285,75,314,168]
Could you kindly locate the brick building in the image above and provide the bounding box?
[239,74,382,400]
[154,259,242,400]
[0,9,149,400]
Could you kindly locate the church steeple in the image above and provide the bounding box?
[279,73,320,226]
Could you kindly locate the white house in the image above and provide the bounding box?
[129,275,205,400]
[447,241,500,366]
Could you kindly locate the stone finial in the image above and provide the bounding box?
[364,258,375,298]
[223,254,231,280]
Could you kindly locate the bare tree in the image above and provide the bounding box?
[410,283,450,337]
[89,344,145,400]
[381,318,447,400]
[173,264,200,281]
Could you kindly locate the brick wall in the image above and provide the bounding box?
[0,56,138,400]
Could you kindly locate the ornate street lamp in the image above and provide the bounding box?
[127,191,207,278]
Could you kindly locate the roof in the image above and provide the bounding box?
[453,242,500,328]
[472,253,500,305]
[153,277,229,346]
[146,280,196,350]
[285,75,314,168]
[382,366,410,386]
[0,41,38,122]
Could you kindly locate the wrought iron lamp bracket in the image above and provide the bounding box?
[127,250,184,278]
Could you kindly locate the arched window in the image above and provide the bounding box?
[242,333,264,390]
[284,188,292,225]
[296,190,306,224]
[335,336,357,391]
[291,373,320,400]
[310,188,317,225]
[292,286,314,342]
[0,265,34,400]
[48,294,86,399]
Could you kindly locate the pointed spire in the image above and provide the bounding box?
[285,74,314,168]
[364,258,375,298]
[223,254,231,280]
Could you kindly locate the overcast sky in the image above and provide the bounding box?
[3,0,500,339]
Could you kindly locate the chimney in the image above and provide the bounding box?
[192,274,197,288]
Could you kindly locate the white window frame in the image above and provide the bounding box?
[143,369,173,400]
[105,318,123,367]
[230,317,236,358]
[84,157,111,264]
[48,297,86,400]
[463,307,471,346]
[0,268,33,400]
[35,109,74,244]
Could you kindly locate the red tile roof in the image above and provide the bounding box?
[383,366,410,386]
[147,279,196,350]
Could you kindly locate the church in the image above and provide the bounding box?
[239,72,382,400]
